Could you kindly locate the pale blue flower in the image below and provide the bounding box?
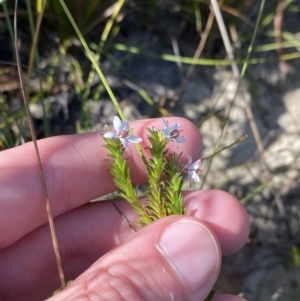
[184,155,201,185]
[161,119,187,146]
[103,116,142,148]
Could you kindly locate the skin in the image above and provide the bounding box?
[0,117,249,301]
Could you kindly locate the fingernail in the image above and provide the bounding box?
[157,220,220,292]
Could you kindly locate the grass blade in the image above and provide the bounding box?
[57,0,125,120]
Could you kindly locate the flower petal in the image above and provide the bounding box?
[120,137,128,148]
[103,132,118,139]
[120,120,129,132]
[191,172,200,182]
[175,136,187,144]
[162,119,169,130]
[187,154,193,165]
[113,116,122,134]
[127,136,142,143]
[190,159,201,170]
[161,129,170,137]
[169,122,180,132]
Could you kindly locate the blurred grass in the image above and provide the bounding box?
[0,1,297,149]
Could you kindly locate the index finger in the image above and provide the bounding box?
[0,117,202,248]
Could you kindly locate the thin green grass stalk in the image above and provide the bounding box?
[99,0,125,53]
[236,28,300,51]
[36,0,42,13]
[26,0,35,36]
[240,0,266,77]
[0,113,25,147]
[0,95,14,148]
[83,0,125,100]
[26,0,47,88]
[1,3,27,146]
[26,0,50,136]
[46,55,59,92]
[0,112,21,130]
[81,103,90,132]
[276,52,300,60]
[201,0,266,189]
[57,0,124,119]
[112,43,299,65]
[278,31,300,52]
[92,84,104,102]
[11,120,24,146]
[58,43,82,95]
[193,1,202,33]
[255,40,300,52]
[90,38,152,64]
[70,57,84,91]
[110,21,121,41]
[240,182,269,204]
[0,133,9,149]
[58,0,149,166]
[289,246,300,268]
[289,3,300,13]
[261,0,294,27]
[1,1,15,45]
[201,135,247,161]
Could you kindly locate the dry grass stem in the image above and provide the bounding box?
[14,0,66,289]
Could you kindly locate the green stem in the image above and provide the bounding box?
[58,0,125,120]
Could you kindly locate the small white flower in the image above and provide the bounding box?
[184,155,201,185]
[161,119,187,146]
[103,116,142,148]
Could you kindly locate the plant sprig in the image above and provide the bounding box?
[145,128,168,221]
[102,116,201,228]
[104,136,152,226]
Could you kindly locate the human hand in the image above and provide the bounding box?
[0,118,249,301]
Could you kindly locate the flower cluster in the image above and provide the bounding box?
[102,116,202,227]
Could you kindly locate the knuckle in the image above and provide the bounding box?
[84,268,144,301]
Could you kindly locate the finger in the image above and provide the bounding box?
[184,190,249,255]
[0,117,202,248]
[0,202,134,301]
[50,216,221,301]
[0,190,248,299]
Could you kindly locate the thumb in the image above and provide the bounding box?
[50,216,221,301]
